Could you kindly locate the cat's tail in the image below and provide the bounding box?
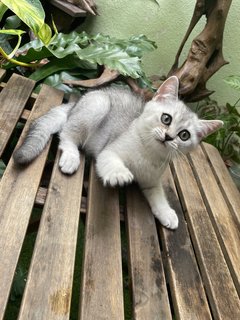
[13,102,75,164]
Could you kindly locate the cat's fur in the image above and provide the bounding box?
[14,76,223,229]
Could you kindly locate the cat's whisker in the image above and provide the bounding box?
[170,148,195,171]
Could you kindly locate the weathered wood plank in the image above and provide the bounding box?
[18,152,85,320]
[160,167,212,320]
[0,85,63,319]
[0,73,35,157]
[80,164,124,320]
[172,150,240,319]
[0,69,6,81]
[126,184,172,320]
[189,144,240,294]
[202,142,240,224]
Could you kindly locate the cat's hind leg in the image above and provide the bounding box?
[58,93,112,174]
[96,149,133,187]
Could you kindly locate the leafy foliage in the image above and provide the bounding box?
[2,30,156,94]
[224,75,240,91]
[1,0,52,43]
[1,0,157,93]
[196,77,240,164]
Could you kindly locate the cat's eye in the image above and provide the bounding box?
[161,113,172,125]
[178,130,191,141]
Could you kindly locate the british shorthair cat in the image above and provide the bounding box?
[14,76,223,229]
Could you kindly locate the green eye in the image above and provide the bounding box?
[161,113,172,125]
[178,130,191,141]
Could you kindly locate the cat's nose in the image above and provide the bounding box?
[165,134,173,141]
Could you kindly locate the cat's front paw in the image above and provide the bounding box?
[154,208,179,230]
[59,150,80,175]
[102,167,134,187]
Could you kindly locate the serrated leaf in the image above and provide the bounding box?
[76,45,142,78]
[29,55,96,81]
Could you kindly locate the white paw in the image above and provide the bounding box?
[59,150,80,174]
[102,167,134,187]
[154,208,179,230]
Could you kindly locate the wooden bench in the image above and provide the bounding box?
[0,70,239,320]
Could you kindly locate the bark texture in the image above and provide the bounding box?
[168,0,232,101]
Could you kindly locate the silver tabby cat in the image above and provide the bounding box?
[14,76,223,229]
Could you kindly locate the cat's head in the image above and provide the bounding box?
[140,76,223,155]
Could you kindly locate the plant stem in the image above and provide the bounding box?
[0,47,40,68]
[234,97,240,107]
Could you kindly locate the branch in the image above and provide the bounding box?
[169,0,232,101]
[65,0,98,15]
[63,67,119,87]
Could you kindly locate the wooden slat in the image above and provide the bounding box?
[0,73,35,157]
[126,184,172,320]
[172,151,240,319]
[80,164,124,320]
[189,144,240,293]
[0,85,63,319]
[18,152,85,319]
[0,69,6,81]
[160,167,212,320]
[202,143,240,224]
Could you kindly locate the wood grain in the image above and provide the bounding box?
[0,69,6,81]
[160,167,212,320]
[0,73,35,157]
[172,149,240,319]
[189,144,240,294]
[18,152,85,320]
[80,164,124,320]
[126,184,172,320]
[0,85,63,319]
[202,142,240,224]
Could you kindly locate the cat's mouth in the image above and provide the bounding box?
[156,138,167,147]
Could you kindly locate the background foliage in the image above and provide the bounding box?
[197,75,240,164]
[0,0,157,94]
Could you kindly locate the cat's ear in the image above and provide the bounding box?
[153,76,179,102]
[197,120,224,139]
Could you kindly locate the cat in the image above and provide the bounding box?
[13,76,223,229]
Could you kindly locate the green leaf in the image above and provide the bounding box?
[38,23,52,45]
[1,0,52,44]
[0,3,8,21]
[4,15,21,29]
[76,45,142,78]
[1,0,45,34]
[29,55,96,82]
[89,33,157,58]
[224,75,240,91]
